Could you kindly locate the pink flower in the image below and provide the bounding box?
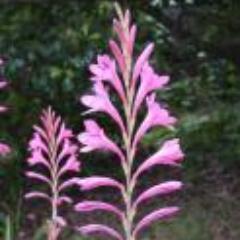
[132,44,154,87]
[0,143,11,156]
[77,224,123,240]
[75,201,123,219]
[81,81,125,132]
[134,181,183,207]
[133,94,176,148]
[134,139,184,179]
[0,81,7,89]
[77,176,123,191]
[90,55,125,102]
[78,120,124,162]
[133,63,169,116]
[133,207,179,237]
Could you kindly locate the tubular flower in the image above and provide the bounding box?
[77,4,184,240]
[0,58,11,156]
[25,107,80,240]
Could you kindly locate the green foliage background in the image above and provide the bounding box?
[0,0,240,239]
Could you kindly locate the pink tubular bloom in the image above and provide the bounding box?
[132,43,154,87]
[77,224,123,240]
[0,81,7,89]
[133,94,176,148]
[77,176,123,191]
[90,55,126,102]
[133,207,180,237]
[25,107,80,239]
[109,40,126,74]
[134,139,184,179]
[134,181,183,207]
[78,119,125,162]
[133,63,169,116]
[0,143,11,156]
[75,201,123,219]
[81,81,125,132]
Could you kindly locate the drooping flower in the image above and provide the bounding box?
[76,4,184,240]
[0,143,11,156]
[89,55,126,102]
[81,81,125,132]
[133,63,169,116]
[133,139,184,180]
[133,94,176,148]
[25,107,80,240]
[78,119,124,162]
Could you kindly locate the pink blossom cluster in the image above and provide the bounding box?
[24,4,184,240]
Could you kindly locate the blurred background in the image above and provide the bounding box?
[0,0,240,239]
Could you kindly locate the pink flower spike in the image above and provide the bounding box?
[77,224,123,240]
[81,82,125,132]
[132,43,154,87]
[134,181,183,207]
[25,108,80,240]
[0,143,11,156]
[78,120,125,162]
[134,139,184,179]
[133,94,176,148]
[133,63,169,116]
[133,206,180,237]
[77,176,123,191]
[75,201,123,219]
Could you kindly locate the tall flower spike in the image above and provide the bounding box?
[0,58,11,156]
[77,3,184,240]
[25,107,80,240]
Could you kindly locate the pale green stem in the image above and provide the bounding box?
[48,131,59,240]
